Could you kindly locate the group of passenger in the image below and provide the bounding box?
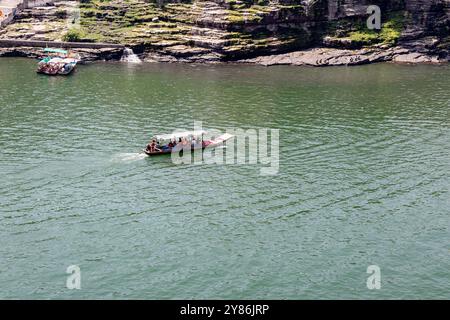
[146,136,202,153]
[146,140,161,153]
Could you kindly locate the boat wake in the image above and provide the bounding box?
[112,153,147,162]
[113,145,227,163]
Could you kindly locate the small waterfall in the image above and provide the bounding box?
[121,48,142,63]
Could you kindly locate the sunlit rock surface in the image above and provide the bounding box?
[0,0,448,64]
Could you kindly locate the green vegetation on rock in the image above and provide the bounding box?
[5,0,441,62]
[327,11,407,47]
[70,0,313,58]
[63,28,86,42]
[349,12,406,45]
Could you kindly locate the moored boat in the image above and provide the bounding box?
[143,130,234,156]
[37,48,79,76]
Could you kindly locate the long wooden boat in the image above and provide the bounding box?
[143,131,233,156]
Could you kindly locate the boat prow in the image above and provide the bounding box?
[204,133,234,148]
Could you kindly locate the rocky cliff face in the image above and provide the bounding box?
[325,0,449,36]
[0,0,448,64]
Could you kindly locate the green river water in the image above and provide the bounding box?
[0,58,449,299]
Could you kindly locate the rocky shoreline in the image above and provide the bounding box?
[239,38,448,66]
[1,40,447,67]
[0,45,124,62]
[0,0,448,66]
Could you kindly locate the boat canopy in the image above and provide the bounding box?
[154,130,207,140]
[43,48,68,54]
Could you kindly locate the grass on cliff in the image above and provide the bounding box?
[348,12,407,45]
[327,11,408,47]
[63,27,104,42]
[66,0,311,52]
[63,28,86,42]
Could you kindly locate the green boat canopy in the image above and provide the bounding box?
[43,48,68,54]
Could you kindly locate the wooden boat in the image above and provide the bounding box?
[37,48,78,76]
[143,130,234,156]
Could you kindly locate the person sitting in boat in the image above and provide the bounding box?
[147,139,161,153]
[146,140,153,152]
[168,140,175,148]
